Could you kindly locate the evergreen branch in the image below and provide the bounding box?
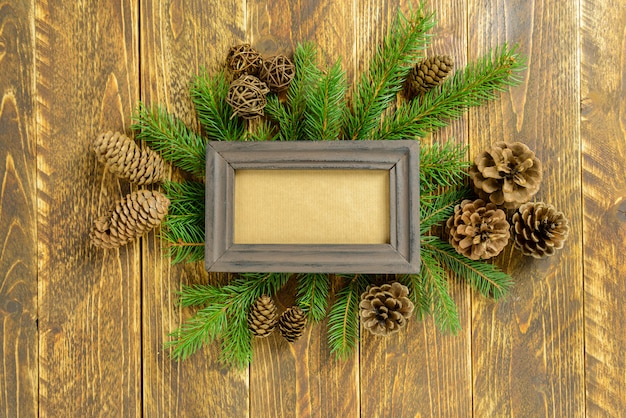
[420,187,470,234]
[220,308,253,369]
[264,95,292,141]
[296,273,331,322]
[190,69,246,141]
[420,141,469,194]
[327,275,368,359]
[131,102,206,177]
[374,44,526,140]
[303,59,348,141]
[343,4,435,140]
[162,180,205,214]
[246,120,276,142]
[420,248,461,333]
[424,237,514,299]
[398,272,432,320]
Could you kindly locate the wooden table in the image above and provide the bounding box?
[2,0,624,416]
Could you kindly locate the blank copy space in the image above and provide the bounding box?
[234,169,390,244]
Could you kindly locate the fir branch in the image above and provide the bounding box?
[420,141,469,194]
[190,69,246,141]
[246,120,276,142]
[420,187,470,235]
[424,237,513,299]
[327,275,368,359]
[220,308,253,369]
[296,273,331,322]
[131,102,206,178]
[343,4,435,140]
[420,248,461,333]
[398,272,432,320]
[265,95,292,141]
[374,44,526,140]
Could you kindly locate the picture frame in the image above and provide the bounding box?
[205,140,420,273]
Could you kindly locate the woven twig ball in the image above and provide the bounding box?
[259,54,296,92]
[226,75,269,119]
[226,43,262,76]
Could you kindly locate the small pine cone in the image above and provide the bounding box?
[360,282,414,336]
[226,75,269,119]
[446,199,510,260]
[226,43,262,76]
[512,202,570,258]
[94,131,165,185]
[405,55,454,98]
[90,190,170,249]
[469,141,543,209]
[248,295,278,337]
[278,306,307,343]
[259,55,295,92]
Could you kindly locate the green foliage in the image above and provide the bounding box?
[419,249,461,333]
[420,141,469,195]
[131,102,206,178]
[296,273,331,322]
[327,275,368,358]
[420,187,470,234]
[343,3,436,140]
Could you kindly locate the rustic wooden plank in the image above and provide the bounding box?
[359,1,473,416]
[139,1,249,416]
[581,1,626,416]
[246,1,360,416]
[0,1,38,417]
[468,0,584,416]
[35,0,141,416]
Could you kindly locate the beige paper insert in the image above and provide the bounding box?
[234,169,390,244]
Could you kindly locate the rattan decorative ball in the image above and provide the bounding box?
[226,43,262,76]
[226,75,269,119]
[259,54,295,92]
[359,282,414,336]
[512,202,570,258]
[446,199,511,260]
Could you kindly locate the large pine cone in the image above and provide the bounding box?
[226,75,269,119]
[446,199,510,260]
[469,141,543,209]
[226,43,262,76]
[360,282,414,336]
[405,55,454,98]
[278,306,307,343]
[90,190,170,249]
[94,131,165,185]
[512,202,570,258]
[248,295,278,337]
[259,55,295,92]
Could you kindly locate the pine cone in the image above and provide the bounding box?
[359,282,414,336]
[259,54,295,92]
[90,190,170,249]
[512,202,570,258]
[405,55,454,98]
[278,306,307,343]
[94,131,165,185]
[446,199,510,260]
[226,43,262,76]
[226,75,269,119]
[248,295,278,337]
[469,141,543,209]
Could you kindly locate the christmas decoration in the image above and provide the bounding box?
[90,190,170,249]
[469,141,543,209]
[512,202,570,258]
[94,131,165,185]
[259,54,296,92]
[446,199,510,260]
[278,306,307,342]
[248,295,278,337]
[405,55,454,98]
[359,282,414,336]
[226,74,269,119]
[226,43,262,76]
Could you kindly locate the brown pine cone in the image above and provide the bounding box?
[226,75,269,119]
[278,306,307,343]
[405,55,454,98]
[90,190,170,249]
[359,282,414,336]
[259,55,295,92]
[512,202,570,258]
[446,199,510,260]
[226,43,262,76]
[94,131,165,185]
[248,295,278,337]
[469,141,543,209]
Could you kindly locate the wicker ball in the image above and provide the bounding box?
[226,44,262,76]
[226,75,269,119]
[259,55,295,92]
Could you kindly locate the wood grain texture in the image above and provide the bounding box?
[581,1,626,416]
[359,1,472,416]
[469,0,584,416]
[0,2,38,417]
[140,1,249,416]
[36,0,141,416]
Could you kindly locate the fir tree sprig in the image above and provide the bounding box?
[131,103,206,178]
[373,44,526,140]
[420,187,470,235]
[343,3,436,141]
[296,273,331,322]
[420,141,469,195]
[327,274,368,358]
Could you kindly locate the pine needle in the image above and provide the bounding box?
[420,248,461,333]
[327,275,367,359]
[420,141,469,194]
[296,273,331,322]
[420,187,471,234]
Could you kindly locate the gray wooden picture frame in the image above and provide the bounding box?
[205,140,420,274]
